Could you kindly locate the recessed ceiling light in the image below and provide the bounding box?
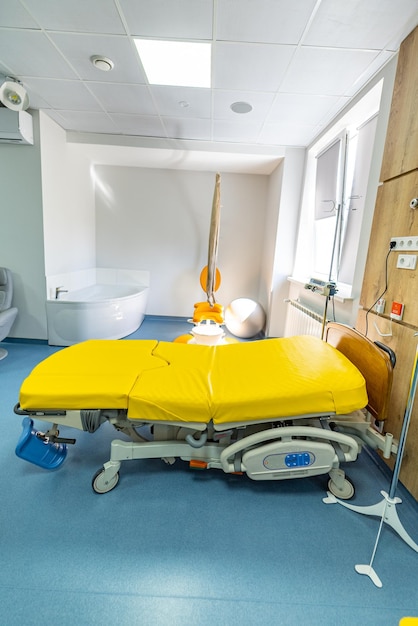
[134,39,211,88]
[230,101,253,114]
[91,55,114,72]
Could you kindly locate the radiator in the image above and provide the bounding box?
[284,300,324,338]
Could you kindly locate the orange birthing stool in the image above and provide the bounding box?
[194,266,224,323]
[193,301,224,324]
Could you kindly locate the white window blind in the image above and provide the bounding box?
[338,114,378,284]
[313,137,343,277]
[314,138,342,220]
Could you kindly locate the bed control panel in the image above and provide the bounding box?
[263,451,314,470]
[283,452,313,468]
[242,440,336,480]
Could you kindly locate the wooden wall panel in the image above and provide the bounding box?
[357,310,418,498]
[380,26,418,181]
[357,25,418,500]
[360,170,418,325]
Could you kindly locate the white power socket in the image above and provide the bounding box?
[375,298,385,314]
[396,254,417,270]
[391,236,418,251]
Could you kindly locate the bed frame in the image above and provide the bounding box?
[14,323,396,497]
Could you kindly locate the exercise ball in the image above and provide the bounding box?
[225,298,266,339]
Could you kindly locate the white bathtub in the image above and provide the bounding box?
[46,283,149,346]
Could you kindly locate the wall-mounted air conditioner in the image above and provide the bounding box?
[0,109,33,145]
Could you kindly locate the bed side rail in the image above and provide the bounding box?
[325,322,394,422]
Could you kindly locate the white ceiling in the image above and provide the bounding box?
[1,0,418,149]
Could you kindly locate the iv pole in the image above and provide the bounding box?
[320,202,340,339]
[324,335,418,587]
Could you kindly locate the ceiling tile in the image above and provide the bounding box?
[214,42,296,91]
[22,0,125,34]
[0,1,39,28]
[118,0,213,39]
[304,0,418,50]
[22,77,103,111]
[19,84,54,110]
[162,117,212,141]
[47,110,119,134]
[49,32,147,83]
[87,82,157,115]
[1,1,417,149]
[0,30,77,79]
[213,119,263,143]
[217,0,318,44]
[281,47,379,95]
[150,86,212,118]
[343,49,393,96]
[109,113,167,137]
[213,90,275,121]
[258,122,318,146]
[267,93,342,125]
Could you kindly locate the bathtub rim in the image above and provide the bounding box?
[47,283,149,305]
[45,283,149,346]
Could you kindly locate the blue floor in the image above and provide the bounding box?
[1,317,418,625]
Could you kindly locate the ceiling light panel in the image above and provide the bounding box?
[134,39,211,88]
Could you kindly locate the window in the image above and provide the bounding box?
[313,134,345,279]
[293,82,382,294]
[338,115,378,284]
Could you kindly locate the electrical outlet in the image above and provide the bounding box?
[397,254,417,270]
[390,236,418,251]
[375,298,385,314]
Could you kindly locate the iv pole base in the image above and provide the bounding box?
[324,490,418,552]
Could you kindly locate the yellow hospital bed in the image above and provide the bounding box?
[14,323,395,495]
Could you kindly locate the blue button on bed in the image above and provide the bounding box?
[285,452,313,467]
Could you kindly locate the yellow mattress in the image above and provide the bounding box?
[19,336,367,424]
[210,336,366,423]
[19,340,165,410]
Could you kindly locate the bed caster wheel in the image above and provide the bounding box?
[327,476,355,500]
[92,468,120,494]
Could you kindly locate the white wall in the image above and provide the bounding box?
[0,110,47,339]
[94,165,269,316]
[40,113,96,277]
[266,148,306,337]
